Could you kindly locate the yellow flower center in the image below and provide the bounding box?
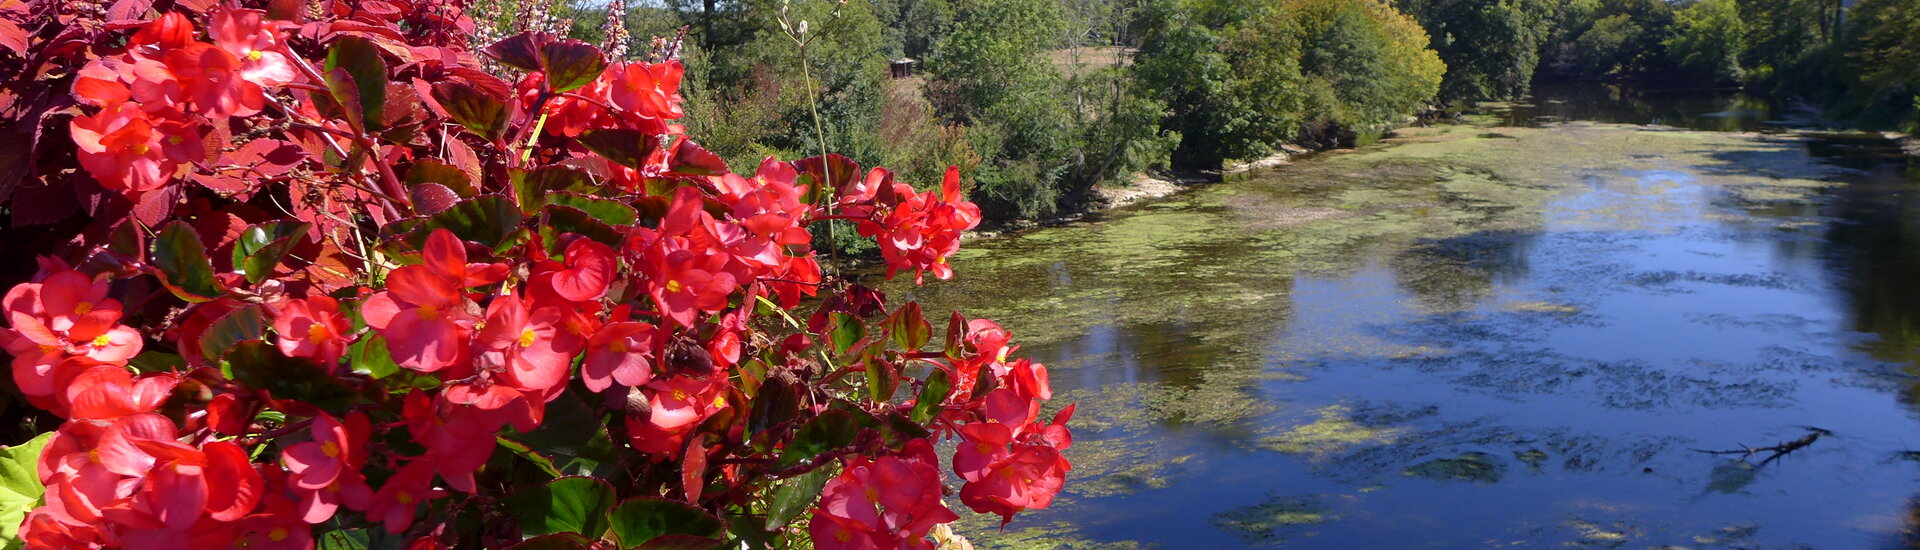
[268,528,289,542]
[73,301,92,315]
[711,395,726,409]
[246,50,263,61]
[672,389,690,401]
[131,143,150,154]
[834,530,852,543]
[307,323,330,342]
[518,328,537,348]
[864,487,880,502]
[166,135,184,145]
[396,490,414,505]
[976,442,995,454]
[665,279,683,293]
[90,334,111,347]
[321,441,341,458]
[609,338,629,353]
[416,304,440,320]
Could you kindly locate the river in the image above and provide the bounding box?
[890,84,1920,548]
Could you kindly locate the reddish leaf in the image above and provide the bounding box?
[666,139,728,177]
[433,81,510,141]
[0,129,33,203]
[681,439,706,503]
[105,0,153,20]
[8,182,77,227]
[579,129,657,169]
[447,67,515,100]
[410,183,460,215]
[0,19,25,56]
[484,32,547,72]
[407,159,477,196]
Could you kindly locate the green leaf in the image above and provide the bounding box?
[224,342,356,409]
[199,305,265,363]
[910,369,952,424]
[433,81,511,142]
[232,221,311,285]
[509,166,595,214]
[826,313,863,356]
[765,462,835,529]
[774,409,857,469]
[150,221,222,302]
[316,529,370,550]
[496,437,563,478]
[506,391,619,476]
[606,497,723,549]
[0,433,51,541]
[548,192,638,225]
[579,129,658,169]
[538,39,607,94]
[746,377,798,438]
[507,534,593,550]
[505,477,617,539]
[127,352,186,374]
[423,195,522,248]
[541,205,623,252]
[884,302,931,351]
[324,37,388,132]
[346,335,400,380]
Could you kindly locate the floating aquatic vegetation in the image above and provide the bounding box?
[1403,451,1504,483]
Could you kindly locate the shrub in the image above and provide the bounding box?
[0,2,1073,549]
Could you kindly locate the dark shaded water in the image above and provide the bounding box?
[897,86,1920,548]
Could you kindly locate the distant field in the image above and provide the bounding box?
[1046,46,1134,78]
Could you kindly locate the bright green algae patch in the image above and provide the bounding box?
[903,120,1866,549]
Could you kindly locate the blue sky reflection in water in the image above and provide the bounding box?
[890,86,1920,548]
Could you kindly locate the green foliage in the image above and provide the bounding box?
[1665,0,1748,83]
[1290,0,1446,132]
[0,433,50,542]
[1134,0,1440,167]
[1835,0,1920,127]
[1135,0,1307,168]
[1398,0,1554,100]
[927,0,1077,218]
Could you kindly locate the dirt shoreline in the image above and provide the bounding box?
[965,147,1307,240]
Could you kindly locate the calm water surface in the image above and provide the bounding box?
[895,85,1920,549]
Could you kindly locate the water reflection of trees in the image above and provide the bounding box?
[1500,82,1780,132]
[1809,154,1920,390]
[1388,230,1538,312]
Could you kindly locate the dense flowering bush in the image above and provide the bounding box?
[0,1,1071,548]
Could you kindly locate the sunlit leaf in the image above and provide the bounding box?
[539,39,607,94]
[151,221,222,302]
[324,37,388,132]
[433,81,511,142]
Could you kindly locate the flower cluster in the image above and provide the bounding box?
[70,10,295,196]
[0,3,1071,550]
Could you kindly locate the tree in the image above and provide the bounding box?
[1665,0,1748,83]
[1398,0,1554,101]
